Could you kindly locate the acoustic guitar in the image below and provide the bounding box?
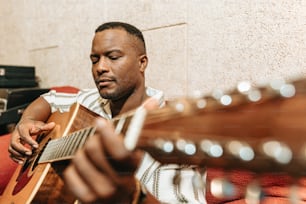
[1,78,305,203]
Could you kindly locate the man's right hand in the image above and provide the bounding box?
[8,118,55,164]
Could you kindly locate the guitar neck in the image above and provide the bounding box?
[37,77,306,177]
[134,78,306,177]
[37,105,136,164]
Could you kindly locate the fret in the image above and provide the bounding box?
[61,133,75,158]
[78,127,95,149]
[66,127,95,158]
[38,139,55,163]
[65,130,83,157]
[67,127,91,157]
[53,138,62,161]
[56,135,69,159]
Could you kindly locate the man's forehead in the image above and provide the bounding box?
[94,28,132,40]
[93,27,141,47]
[94,29,139,47]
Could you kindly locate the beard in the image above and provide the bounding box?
[98,85,135,102]
[99,91,119,100]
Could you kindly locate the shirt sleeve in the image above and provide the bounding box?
[42,90,80,113]
[136,153,207,204]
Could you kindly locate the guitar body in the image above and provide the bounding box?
[0,103,99,204]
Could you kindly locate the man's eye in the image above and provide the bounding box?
[109,56,120,60]
[90,56,99,64]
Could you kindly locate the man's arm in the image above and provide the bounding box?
[8,96,55,164]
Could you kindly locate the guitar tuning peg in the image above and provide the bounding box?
[269,78,286,90]
[200,139,223,158]
[211,89,232,106]
[237,81,262,102]
[220,94,232,106]
[268,79,296,97]
[176,139,197,155]
[245,181,264,204]
[191,91,208,109]
[279,83,296,98]
[212,89,224,100]
[226,140,255,161]
[237,81,252,93]
[246,89,261,102]
[262,140,292,164]
[154,139,174,153]
[210,178,236,198]
[196,98,207,109]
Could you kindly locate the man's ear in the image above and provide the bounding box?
[139,54,148,73]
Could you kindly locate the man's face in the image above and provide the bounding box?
[90,28,146,101]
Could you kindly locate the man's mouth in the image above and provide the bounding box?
[96,78,115,87]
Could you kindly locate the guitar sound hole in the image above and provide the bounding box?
[19,133,48,174]
[36,132,46,143]
[31,138,51,170]
[20,138,50,175]
[20,157,32,175]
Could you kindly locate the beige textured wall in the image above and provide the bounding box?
[0,0,305,99]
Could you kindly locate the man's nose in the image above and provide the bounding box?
[97,58,109,72]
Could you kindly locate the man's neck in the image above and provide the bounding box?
[110,88,148,117]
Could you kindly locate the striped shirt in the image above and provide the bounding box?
[42,87,206,204]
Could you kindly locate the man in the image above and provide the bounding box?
[8,22,205,203]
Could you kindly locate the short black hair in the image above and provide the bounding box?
[95,22,146,52]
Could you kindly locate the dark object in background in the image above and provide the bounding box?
[0,88,50,134]
[0,88,50,111]
[0,65,38,88]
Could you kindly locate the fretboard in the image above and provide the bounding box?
[38,127,96,163]
[37,109,138,164]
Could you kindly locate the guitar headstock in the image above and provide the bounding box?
[132,78,306,177]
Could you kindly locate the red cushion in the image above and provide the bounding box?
[0,133,18,195]
[50,86,79,93]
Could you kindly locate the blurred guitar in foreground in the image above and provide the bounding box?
[1,78,306,203]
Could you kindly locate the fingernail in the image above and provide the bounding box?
[25,151,32,155]
[32,143,38,148]
[18,160,24,165]
[95,118,106,127]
